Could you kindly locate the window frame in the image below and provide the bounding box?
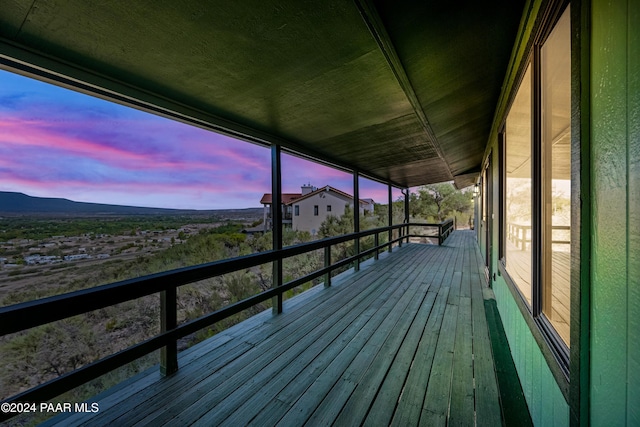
[499,0,572,383]
[313,205,318,216]
[294,205,299,216]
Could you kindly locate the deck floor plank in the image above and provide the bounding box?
[419,301,459,427]
[151,272,400,426]
[329,272,438,425]
[358,244,453,427]
[388,285,449,427]
[45,231,506,427]
[211,246,434,426]
[471,274,503,427]
[291,254,434,426]
[449,296,475,426]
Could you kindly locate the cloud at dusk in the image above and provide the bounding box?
[0,70,393,210]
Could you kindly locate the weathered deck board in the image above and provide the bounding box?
[46,231,505,427]
[449,296,475,426]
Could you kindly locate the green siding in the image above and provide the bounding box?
[479,1,573,416]
[590,0,640,425]
[477,0,640,423]
[493,278,569,427]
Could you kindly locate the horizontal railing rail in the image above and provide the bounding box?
[507,223,571,250]
[406,218,454,245]
[0,221,453,419]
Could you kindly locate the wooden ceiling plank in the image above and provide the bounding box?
[353,0,453,181]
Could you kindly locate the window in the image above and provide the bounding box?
[502,5,571,350]
[327,205,332,212]
[294,205,299,216]
[505,64,533,306]
[541,7,571,346]
[314,205,318,216]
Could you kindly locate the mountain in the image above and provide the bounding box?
[0,192,262,218]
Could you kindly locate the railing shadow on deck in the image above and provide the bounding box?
[0,220,454,422]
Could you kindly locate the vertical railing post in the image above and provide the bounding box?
[438,223,443,246]
[399,226,403,247]
[517,226,521,249]
[324,245,331,288]
[374,232,379,260]
[353,171,360,272]
[388,184,393,253]
[160,287,178,376]
[271,144,283,314]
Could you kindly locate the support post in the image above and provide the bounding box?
[353,171,360,272]
[404,188,410,244]
[160,288,178,376]
[271,145,283,314]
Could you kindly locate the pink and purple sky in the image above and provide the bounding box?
[0,70,399,210]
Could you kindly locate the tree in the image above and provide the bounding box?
[425,184,454,221]
[318,205,354,238]
[409,183,473,222]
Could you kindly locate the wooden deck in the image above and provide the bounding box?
[46,231,503,426]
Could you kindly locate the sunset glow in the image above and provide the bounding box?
[0,70,391,210]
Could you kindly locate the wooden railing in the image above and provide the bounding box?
[507,223,571,250]
[439,218,455,244]
[407,218,454,246]
[0,222,453,420]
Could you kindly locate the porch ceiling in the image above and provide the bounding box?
[0,0,524,188]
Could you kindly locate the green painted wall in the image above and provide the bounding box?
[476,0,572,423]
[493,278,569,426]
[590,0,639,425]
[480,149,567,426]
[483,145,569,426]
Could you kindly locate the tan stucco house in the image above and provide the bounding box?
[260,185,374,234]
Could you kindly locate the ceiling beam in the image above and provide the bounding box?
[353,0,453,182]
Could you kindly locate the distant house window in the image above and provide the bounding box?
[314,205,319,216]
[295,205,299,216]
[327,205,332,212]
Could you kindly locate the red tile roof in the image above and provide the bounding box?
[260,193,302,205]
[261,186,375,206]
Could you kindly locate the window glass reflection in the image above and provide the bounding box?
[541,6,571,346]
[505,64,533,306]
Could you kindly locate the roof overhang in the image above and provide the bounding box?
[0,0,525,188]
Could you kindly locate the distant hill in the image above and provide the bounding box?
[0,191,262,219]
